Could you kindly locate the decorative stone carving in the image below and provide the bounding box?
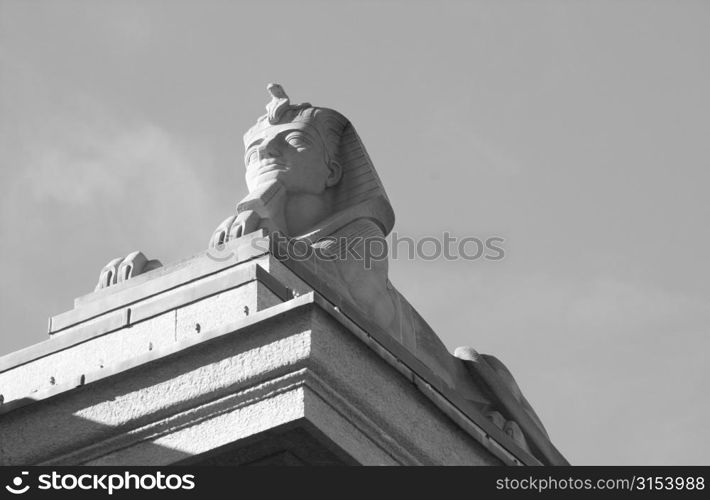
[205,84,564,463]
[209,83,393,244]
[454,347,555,459]
[95,251,162,291]
[89,84,566,464]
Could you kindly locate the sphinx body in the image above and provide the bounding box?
[95,84,560,463]
[206,85,554,459]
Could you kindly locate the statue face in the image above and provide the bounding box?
[243,122,336,194]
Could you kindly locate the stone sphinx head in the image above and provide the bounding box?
[239,84,394,239]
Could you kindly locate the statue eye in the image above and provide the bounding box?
[286,134,309,150]
[245,148,258,165]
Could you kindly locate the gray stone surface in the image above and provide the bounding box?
[0,255,542,465]
[1,264,284,405]
[0,290,514,465]
[180,426,355,465]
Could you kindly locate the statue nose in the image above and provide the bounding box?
[257,138,281,159]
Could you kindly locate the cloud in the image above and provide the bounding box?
[0,49,227,357]
[4,98,221,253]
[19,116,203,206]
[1,50,211,213]
[0,91,221,344]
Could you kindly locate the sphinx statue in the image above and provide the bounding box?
[95,84,566,464]
[208,83,397,329]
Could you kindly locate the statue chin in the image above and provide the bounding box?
[250,170,284,190]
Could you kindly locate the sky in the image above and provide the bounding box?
[1,0,709,465]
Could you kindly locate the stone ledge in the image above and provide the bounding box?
[52,231,271,334]
[0,290,532,465]
[1,262,288,377]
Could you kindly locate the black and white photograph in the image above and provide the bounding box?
[0,0,708,489]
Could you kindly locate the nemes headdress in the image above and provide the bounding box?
[243,84,395,236]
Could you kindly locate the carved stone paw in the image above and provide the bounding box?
[503,420,527,447]
[486,410,531,453]
[486,410,507,430]
[95,251,162,291]
[208,210,262,248]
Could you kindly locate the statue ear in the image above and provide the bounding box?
[326,159,342,187]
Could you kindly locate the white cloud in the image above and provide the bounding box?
[20,117,203,206]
